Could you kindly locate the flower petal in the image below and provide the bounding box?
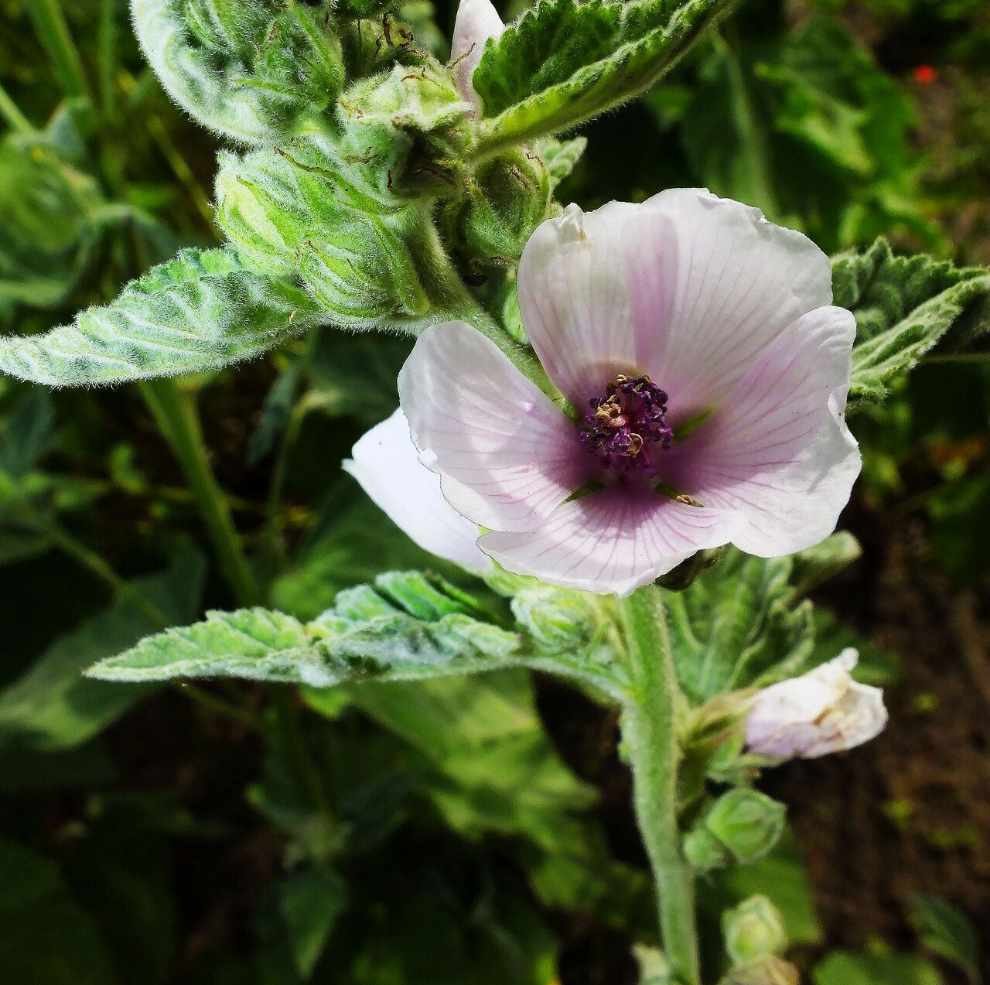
[479,486,740,596]
[663,305,860,557]
[344,409,491,572]
[517,201,646,407]
[627,189,835,417]
[451,0,505,111]
[398,321,592,531]
[745,649,888,760]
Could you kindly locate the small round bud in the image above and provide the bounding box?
[684,789,786,872]
[722,896,788,964]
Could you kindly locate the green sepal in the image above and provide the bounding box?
[216,133,464,330]
[684,789,787,872]
[722,895,788,965]
[439,148,552,269]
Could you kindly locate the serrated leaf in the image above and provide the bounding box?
[667,548,815,705]
[0,248,326,386]
[833,239,990,403]
[472,0,736,150]
[132,0,344,144]
[88,571,521,686]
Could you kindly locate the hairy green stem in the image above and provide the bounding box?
[26,0,93,104]
[621,585,700,985]
[141,379,261,607]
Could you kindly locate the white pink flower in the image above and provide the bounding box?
[343,408,491,573]
[745,650,888,759]
[385,189,860,595]
[450,0,505,111]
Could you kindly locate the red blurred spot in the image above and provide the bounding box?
[913,65,938,84]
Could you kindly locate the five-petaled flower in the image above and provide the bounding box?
[745,650,888,759]
[350,189,861,596]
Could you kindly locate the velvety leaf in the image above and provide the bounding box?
[0,551,205,751]
[472,0,736,149]
[87,571,521,685]
[132,0,344,144]
[666,548,816,705]
[0,248,326,386]
[833,239,990,403]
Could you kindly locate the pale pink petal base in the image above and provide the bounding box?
[344,409,491,572]
[480,486,740,596]
[662,306,860,558]
[398,322,593,532]
[450,0,505,111]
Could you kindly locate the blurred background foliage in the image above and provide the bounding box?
[0,0,987,983]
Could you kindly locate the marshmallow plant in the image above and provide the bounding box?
[4,0,988,982]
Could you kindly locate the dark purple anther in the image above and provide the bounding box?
[580,375,673,475]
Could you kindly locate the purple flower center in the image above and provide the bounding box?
[580,375,673,475]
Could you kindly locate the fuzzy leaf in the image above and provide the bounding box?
[834,239,990,403]
[132,0,344,144]
[87,572,521,686]
[472,0,736,150]
[667,548,817,705]
[533,136,588,191]
[0,248,325,386]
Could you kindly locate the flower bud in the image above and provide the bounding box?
[745,649,888,760]
[441,149,552,267]
[216,136,435,326]
[684,789,786,872]
[510,583,597,653]
[722,896,788,965]
[451,0,505,111]
[655,546,724,591]
[720,956,799,985]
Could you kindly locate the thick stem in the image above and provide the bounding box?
[621,585,700,985]
[141,379,260,607]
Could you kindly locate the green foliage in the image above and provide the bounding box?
[645,11,937,252]
[132,0,345,144]
[813,951,946,985]
[834,238,990,403]
[88,571,521,684]
[665,547,815,705]
[0,551,204,750]
[909,895,982,984]
[0,247,326,385]
[0,837,115,985]
[472,0,737,150]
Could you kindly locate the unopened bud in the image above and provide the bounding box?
[745,650,887,760]
[723,896,787,965]
[684,789,786,872]
[655,547,723,591]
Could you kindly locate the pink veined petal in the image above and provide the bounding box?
[398,321,593,532]
[626,189,835,418]
[517,201,646,408]
[479,485,741,596]
[450,0,505,111]
[662,305,861,557]
[343,409,492,573]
